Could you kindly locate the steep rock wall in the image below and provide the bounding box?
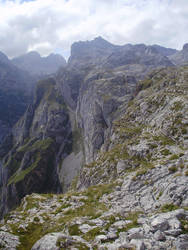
[0,78,72,217]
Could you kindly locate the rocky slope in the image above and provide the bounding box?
[0,185,187,249]
[0,38,188,249]
[79,66,188,189]
[12,51,66,77]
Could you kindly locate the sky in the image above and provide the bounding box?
[0,0,188,59]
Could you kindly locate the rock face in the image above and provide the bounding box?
[0,37,188,249]
[102,44,174,69]
[12,51,66,77]
[79,66,188,191]
[0,231,20,249]
[151,44,177,56]
[59,37,174,163]
[68,36,117,68]
[0,51,34,148]
[0,78,72,217]
[169,43,188,65]
[68,37,174,69]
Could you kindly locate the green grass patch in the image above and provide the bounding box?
[181,219,188,234]
[171,101,183,112]
[9,222,45,250]
[160,203,179,212]
[161,149,171,156]
[8,138,55,185]
[18,137,54,153]
[54,203,71,214]
[8,154,41,185]
[116,126,143,139]
[68,224,82,236]
[135,169,148,177]
[152,135,175,146]
[83,227,102,241]
[169,154,179,160]
[140,78,153,90]
[168,166,178,173]
[156,191,163,200]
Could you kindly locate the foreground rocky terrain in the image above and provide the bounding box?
[0,38,187,249]
[0,184,187,249]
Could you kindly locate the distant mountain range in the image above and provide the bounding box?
[12,51,66,77]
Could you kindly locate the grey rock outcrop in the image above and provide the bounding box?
[0,231,20,249]
[31,232,62,250]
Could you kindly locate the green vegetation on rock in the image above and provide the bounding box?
[8,138,54,185]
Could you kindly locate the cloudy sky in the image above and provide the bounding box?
[0,0,188,59]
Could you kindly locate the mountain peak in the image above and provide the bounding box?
[93,36,105,42]
[93,36,109,43]
[24,51,41,59]
[91,36,114,47]
[71,36,114,50]
[183,43,188,51]
[69,37,116,66]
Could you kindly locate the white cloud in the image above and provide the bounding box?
[0,0,188,59]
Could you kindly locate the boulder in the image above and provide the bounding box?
[0,231,20,250]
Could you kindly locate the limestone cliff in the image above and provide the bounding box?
[58,37,174,164]
[0,78,72,217]
[0,51,35,152]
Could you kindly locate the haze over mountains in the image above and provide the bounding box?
[12,52,66,77]
[0,37,187,249]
